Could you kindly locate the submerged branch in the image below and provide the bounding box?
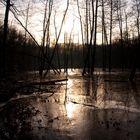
[70,100,98,108]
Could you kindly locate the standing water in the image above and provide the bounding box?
[0,69,140,140]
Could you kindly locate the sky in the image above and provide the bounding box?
[0,0,137,45]
[0,0,82,44]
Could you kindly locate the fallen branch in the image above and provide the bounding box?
[70,100,98,108]
[19,78,68,86]
[12,78,68,93]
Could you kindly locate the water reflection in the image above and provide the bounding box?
[66,102,75,119]
[1,69,140,140]
[65,70,140,111]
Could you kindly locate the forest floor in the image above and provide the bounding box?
[0,69,140,140]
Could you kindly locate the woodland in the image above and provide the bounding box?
[0,0,140,139]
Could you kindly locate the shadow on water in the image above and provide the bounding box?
[1,69,140,140]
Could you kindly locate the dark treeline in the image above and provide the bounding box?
[0,23,140,76]
[0,23,38,75]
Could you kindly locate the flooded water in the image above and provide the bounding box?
[0,69,140,140]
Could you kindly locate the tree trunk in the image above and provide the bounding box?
[1,0,10,78]
[43,0,69,77]
[109,0,113,72]
[91,0,98,74]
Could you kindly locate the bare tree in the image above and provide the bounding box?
[43,0,70,77]
[0,0,11,77]
[81,0,99,75]
[82,0,95,75]
[101,0,108,71]
[39,0,53,77]
[90,0,99,73]
[85,0,89,45]
[132,0,140,38]
[76,0,84,45]
[129,0,140,81]
[116,0,127,70]
[24,1,30,44]
[54,10,61,72]
[76,0,86,73]
[109,0,113,72]
[3,0,10,48]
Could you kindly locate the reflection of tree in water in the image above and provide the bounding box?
[84,75,99,99]
[81,73,140,131]
[97,75,140,136]
[130,81,140,107]
[65,72,140,114]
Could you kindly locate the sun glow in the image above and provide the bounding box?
[64,16,75,34]
[62,12,81,43]
[0,0,83,44]
[66,102,75,118]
